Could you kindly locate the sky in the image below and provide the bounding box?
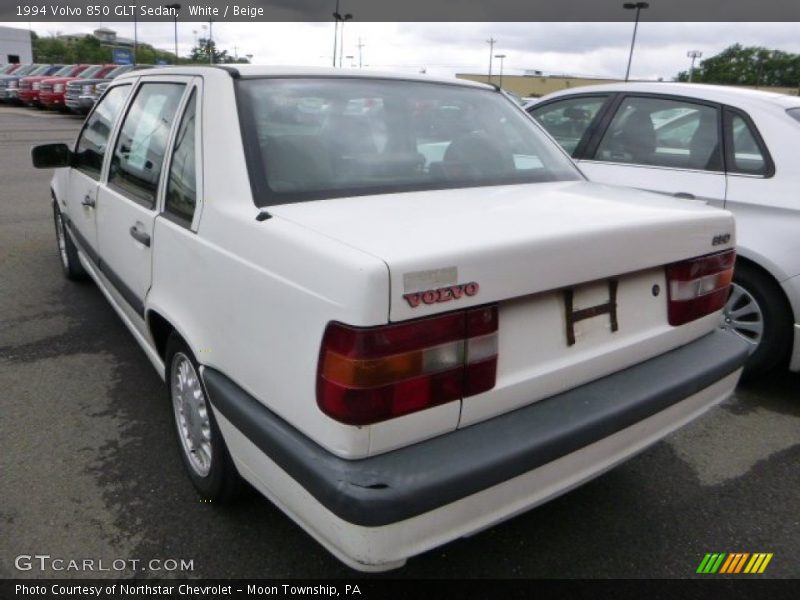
[5,21,800,81]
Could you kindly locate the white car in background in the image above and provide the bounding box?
[527,83,800,377]
[32,67,748,571]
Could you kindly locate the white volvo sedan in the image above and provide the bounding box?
[33,66,748,571]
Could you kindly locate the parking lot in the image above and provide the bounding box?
[0,106,798,579]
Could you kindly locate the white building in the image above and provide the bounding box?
[0,25,33,64]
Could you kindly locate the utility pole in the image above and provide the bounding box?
[487,37,496,84]
[357,37,365,68]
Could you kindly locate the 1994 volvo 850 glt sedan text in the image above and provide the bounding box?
[32,66,749,571]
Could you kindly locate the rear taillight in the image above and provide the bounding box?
[666,249,735,326]
[317,306,498,425]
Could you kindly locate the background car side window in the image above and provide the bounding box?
[593,97,721,171]
[727,114,767,175]
[529,96,608,155]
[165,89,197,224]
[108,82,186,208]
[73,85,131,179]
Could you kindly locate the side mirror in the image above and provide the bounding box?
[31,143,73,169]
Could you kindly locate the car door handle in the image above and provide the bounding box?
[673,192,696,200]
[129,224,151,247]
[81,195,95,208]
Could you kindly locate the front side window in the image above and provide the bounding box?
[165,90,197,224]
[529,96,609,155]
[593,96,721,171]
[73,84,131,179]
[108,82,186,207]
[237,78,582,206]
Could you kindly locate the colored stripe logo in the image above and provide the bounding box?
[697,553,773,574]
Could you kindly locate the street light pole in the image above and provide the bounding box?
[623,2,648,82]
[332,0,339,67]
[687,50,702,82]
[495,53,506,88]
[164,3,181,64]
[133,10,138,64]
[208,19,213,64]
[487,37,496,83]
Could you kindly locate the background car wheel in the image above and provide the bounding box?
[722,262,792,378]
[166,334,240,503]
[52,202,86,281]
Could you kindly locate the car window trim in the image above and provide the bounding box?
[105,76,193,211]
[161,80,204,231]
[583,92,725,174]
[72,82,133,181]
[722,105,775,179]
[527,93,616,159]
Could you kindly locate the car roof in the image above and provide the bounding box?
[113,64,494,91]
[535,81,800,111]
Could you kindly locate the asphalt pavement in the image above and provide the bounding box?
[0,107,798,579]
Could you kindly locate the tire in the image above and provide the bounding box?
[165,334,241,502]
[52,202,87,281]
[722,262,792,379]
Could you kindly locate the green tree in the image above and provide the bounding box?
[187,37,250,64]
[676,44,800,87]
[32,31,177,65]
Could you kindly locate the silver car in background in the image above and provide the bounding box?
[527,82,800,377]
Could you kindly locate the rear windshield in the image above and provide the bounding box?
[787,107,800,124]
[236,77,581,206]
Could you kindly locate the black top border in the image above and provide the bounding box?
[2,0,799,22]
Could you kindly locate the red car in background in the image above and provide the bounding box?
[17,65,90,106]
[0,64,24,74]
[39,64,117,110]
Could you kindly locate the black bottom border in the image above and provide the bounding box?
[3,579,799,600]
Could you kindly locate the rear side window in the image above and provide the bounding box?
[529,96,608,155]
[165,89,197,224]
[73,85,131,179]
[108,82,186,208]
[593,96,722,171]
[725,112,768,176]
[788,108,800,124]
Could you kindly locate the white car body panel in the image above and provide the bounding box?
[529,82,800,369]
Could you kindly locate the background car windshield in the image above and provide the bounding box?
[79,66,102,79]
[237,78,581,206]
[106,65,133,78]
